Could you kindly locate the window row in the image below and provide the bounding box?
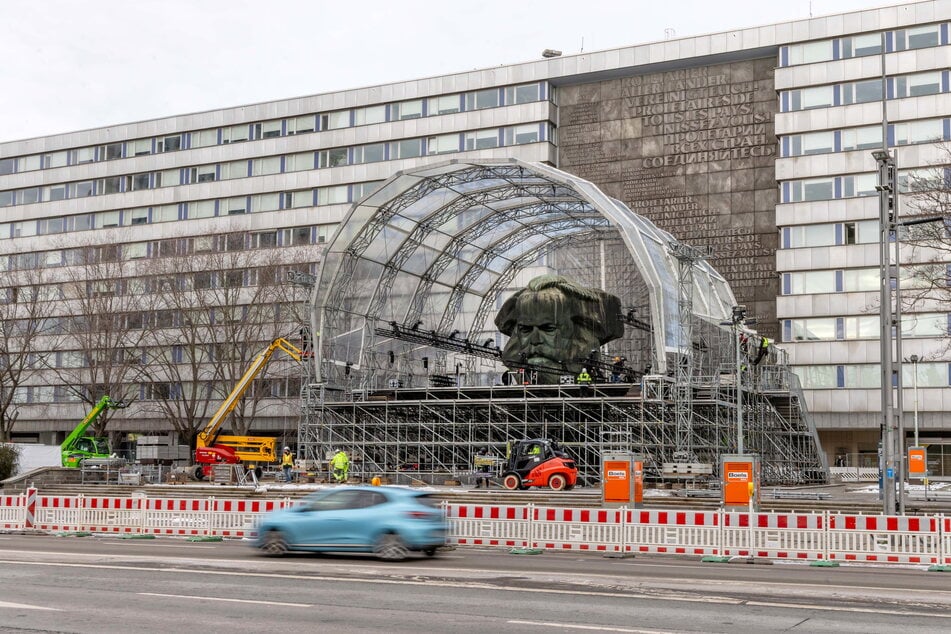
[796,361,950,389]
[782,264,950,295]
[0,82,548,176]
[779,167,947,203]
[780,220,879,249]
[780,23,947,67]
[9,377,303,404]
[779,70,948,112]
[779,118,949,157]
[0,226,324,273]
[0,180,377,240]
[0,123,551,208]
[783,312,949,341]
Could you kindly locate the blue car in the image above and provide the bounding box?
[251,486,448,561]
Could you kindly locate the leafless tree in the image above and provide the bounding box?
[0,267,57,442]
[46,242,152,437]
[135,233,312,446]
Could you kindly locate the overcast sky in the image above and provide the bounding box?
[1,0,891,143]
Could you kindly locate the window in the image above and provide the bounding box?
[95,210,120,228]
[0,191,12,207]
[44,151,68,168]
[785,40,834,65]
[894,25,940,51]
[786,177,834,202]
[72,214,94,232]
[20,155,42,171]
[391,100,423,120]
[16,188,39,204]
[894,71,941,98]
[841,173,877,197]
[286,151,316,172]
[783,271,836,295]
[428,94,461,115]
[285,226,313,245]
[222,124,250,143]
[465,129,499,150]
[153,204,179,223]
[189,165,216,183]
[841,268,879,292]
[223,197,248,215]
[505,124,539,145]
[74,181,94,197]
[129,139,152,156]
[840,33,881,58]
[188,200,216,219]
[157,168,180,187]
[12,221,37,237]
[220,160,248,180]
[101,142,123,160]
[390,138,422,159]
[251,193,280,213]
[505,83,541,104]
[285,190,313,209]
[255,120,282,139]
[784,85,834,111]
[37,217,66,235]
[352,181,382,201]
[894,118,944,145]
[317,185,348,205]
[129,173,151,191]
[785,131,834,156]
[354,105,386,125]
[128,208,149,225]
[782,225,836,249]
[0,158,14,174]
[321,110,350,130]
[99,176,122,194]
[287,114,316,135]
[252,156,281,176]
[191,129,218,148]
[45,184,67,201]
[253,231,278,248]
[123,242,148,260]
[465,88,500,110]
[69,147,95,164]
[840,126,882,151]
[841,79,882,105]
[352,143,385,164]
[158,135,182,152]
[319,148,348,168]
[428,134,459,155]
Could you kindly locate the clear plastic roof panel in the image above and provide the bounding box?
[311,159,737,386]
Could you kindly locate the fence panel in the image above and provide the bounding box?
[447,504,530,547]
[722,511,826,560]
[0,494,25,529]
[827,513,941,564]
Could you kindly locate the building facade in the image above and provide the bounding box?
[1,1,949,471]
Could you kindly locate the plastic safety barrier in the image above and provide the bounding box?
[1,491,948,565]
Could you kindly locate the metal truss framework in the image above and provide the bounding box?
[299,320,828,485]
[302,160,826,485]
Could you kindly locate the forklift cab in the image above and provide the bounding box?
[509,439,563,474]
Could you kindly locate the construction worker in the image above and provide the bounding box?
[331,449,350,483]
[577,367,592,396]
[281,446,295,482]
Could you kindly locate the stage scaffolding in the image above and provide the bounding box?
[298,321,827,485]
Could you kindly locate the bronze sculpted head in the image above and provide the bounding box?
[494,274,624,383]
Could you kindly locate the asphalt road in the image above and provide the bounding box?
[0,534,949,633]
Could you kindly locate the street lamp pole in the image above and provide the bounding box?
[732,305,747,455]
[873,148,898,516]
[910,354,920,447]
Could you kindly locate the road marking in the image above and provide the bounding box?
[0,601,60,611]
[138,593,310,608]
[509,620,675,633]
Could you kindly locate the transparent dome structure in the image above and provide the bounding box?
[310,159,736,388]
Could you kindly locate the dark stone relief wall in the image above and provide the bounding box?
[556,58,779,338]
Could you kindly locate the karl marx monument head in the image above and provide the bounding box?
[494,274,625,383]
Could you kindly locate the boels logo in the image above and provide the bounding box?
[607,470,627,479]
[727,471,749,481]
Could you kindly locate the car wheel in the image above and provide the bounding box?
[193,466,205,481]
[422,546,439,557]
[261,530,289,557]
[502,474,521,490]
[374,533,409,561]
[549,474,567,491]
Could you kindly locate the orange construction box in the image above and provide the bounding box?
[721,454,760,510]
[907,447,927,479]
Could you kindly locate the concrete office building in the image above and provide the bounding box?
[1,1,949,473]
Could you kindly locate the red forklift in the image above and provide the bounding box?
[500,438,578,491]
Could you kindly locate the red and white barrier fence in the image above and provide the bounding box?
[1,489,948,565]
